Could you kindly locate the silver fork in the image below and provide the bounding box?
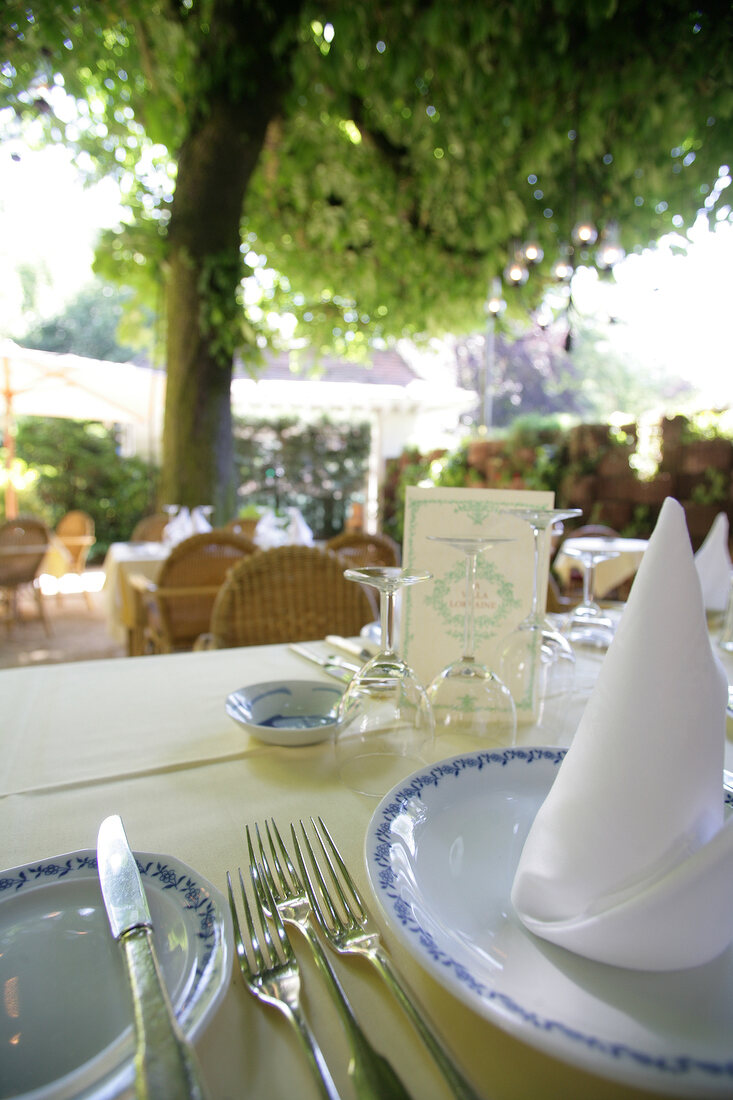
[248,822,413,1100]
[226,863,343,1100]
[293,817,485,1100]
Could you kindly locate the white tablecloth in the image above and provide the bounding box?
[102,541,168,643]
[1,639,732,1100]
[554,537,649,599]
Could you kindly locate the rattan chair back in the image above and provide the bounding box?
[55,510,95,572]
[209,545,374,648]
[325,531,401,569]
[0,515,52,632]
[143,530,257,652]
[131,513,169,542]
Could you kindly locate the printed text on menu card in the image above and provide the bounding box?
[401,487,555,719]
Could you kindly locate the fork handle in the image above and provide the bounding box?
[370,945,484,1100]
[301,923,415,1100]
[287,1001,345,1100]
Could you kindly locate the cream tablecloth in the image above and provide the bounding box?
[554,536,649,599]
[2,640,732,1100]
[102,541,169,646]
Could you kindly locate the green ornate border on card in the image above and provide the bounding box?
[424,556,520,646]
[402,497,527,656]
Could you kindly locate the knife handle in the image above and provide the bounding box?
[121,927,210,1100]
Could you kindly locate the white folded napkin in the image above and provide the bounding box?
[694,511,731,613]
[254,509,290,548]
[190,506,213,533]
[511,497,732,970]
[162,506,194,545]
[285,507,314,546]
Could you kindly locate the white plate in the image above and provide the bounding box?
[0,848,232,1100]
[226,679,344,746]
[365,748,733,1097]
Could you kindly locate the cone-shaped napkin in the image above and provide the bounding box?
[511,497,732,970]
[694,511,731,613]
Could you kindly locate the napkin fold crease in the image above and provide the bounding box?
[694,510,731,613]
[511,497,732,970]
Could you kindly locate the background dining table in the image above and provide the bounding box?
[553,536,649,599]
[101,540,169,650]
[2,632,732,1100]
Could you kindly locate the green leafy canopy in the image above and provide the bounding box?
[3,0,732,351]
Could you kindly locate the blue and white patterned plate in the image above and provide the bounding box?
[0,849,232,1099]
[365,748,733,1097]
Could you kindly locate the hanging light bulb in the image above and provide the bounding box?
[522,240,544,264]
[596,223,625,268]
[552,255,574,280]
[503,257,529,285]
[485,277,507,315]
[571,218,598,246]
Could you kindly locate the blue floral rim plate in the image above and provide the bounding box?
[0,848,233,1100]
[365,747,733,1097]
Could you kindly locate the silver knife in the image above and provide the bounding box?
[97,815,210,1100]
[289,643,360,681]
[324,635,376,661]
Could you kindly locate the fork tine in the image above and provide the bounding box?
[267,817,303,890]
[291,821,341,929]
[226,870,254,982]
[313,816,367,921]
[250,840,295,964]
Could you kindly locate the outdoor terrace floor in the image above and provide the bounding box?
[0,570,125,669]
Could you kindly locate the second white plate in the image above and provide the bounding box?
[0,848,232,1100]
[365,748,733,1097]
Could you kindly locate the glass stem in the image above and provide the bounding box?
[583,558,595,608]
[462,552,477,660]
[529,525,540,624]
[380,587,396,656]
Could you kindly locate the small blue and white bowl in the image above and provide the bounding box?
[225,679,344,746]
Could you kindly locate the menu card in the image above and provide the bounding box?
[401,486,554,719]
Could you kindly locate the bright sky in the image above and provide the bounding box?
[1,141,731,409]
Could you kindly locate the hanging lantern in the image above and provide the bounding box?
[596,223,626,268]
[485,278,507,315]
[571,218,598,246]
[552,255,574,281]
[503,258,529,285]
[522,240,544,264]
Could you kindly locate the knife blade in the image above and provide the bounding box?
[289,643,360,681]
[97,815,209,1100]
[324,634,377,661]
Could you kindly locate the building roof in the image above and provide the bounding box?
[240,347,420,387]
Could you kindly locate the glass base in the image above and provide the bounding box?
[427,659,516,752]
[337,740,427,798]
[499,620,576,740]
[563,615,616,649]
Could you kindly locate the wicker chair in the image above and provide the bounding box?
[326,530,401,569]
[130,530,257,654]
[207,545,375,649]
[131,513,169,542]
[55,510,96,608]
[0,515,52,634]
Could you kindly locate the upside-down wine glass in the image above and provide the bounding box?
[425,536,517,753]
[496,507,581,741]
[561,540,621,649]
[335,566,434,797]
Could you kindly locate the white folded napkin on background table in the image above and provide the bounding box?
[512,496,732,970]
[694,510,731,612]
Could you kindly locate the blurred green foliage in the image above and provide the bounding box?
[4,418,159,558]
[232,413,371,539]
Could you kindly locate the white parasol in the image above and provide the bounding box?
[1,340,165,517]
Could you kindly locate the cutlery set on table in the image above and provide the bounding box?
[227,816,481,1100]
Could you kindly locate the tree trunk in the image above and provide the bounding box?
[161,98,270,519]
[160,0,304,521]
